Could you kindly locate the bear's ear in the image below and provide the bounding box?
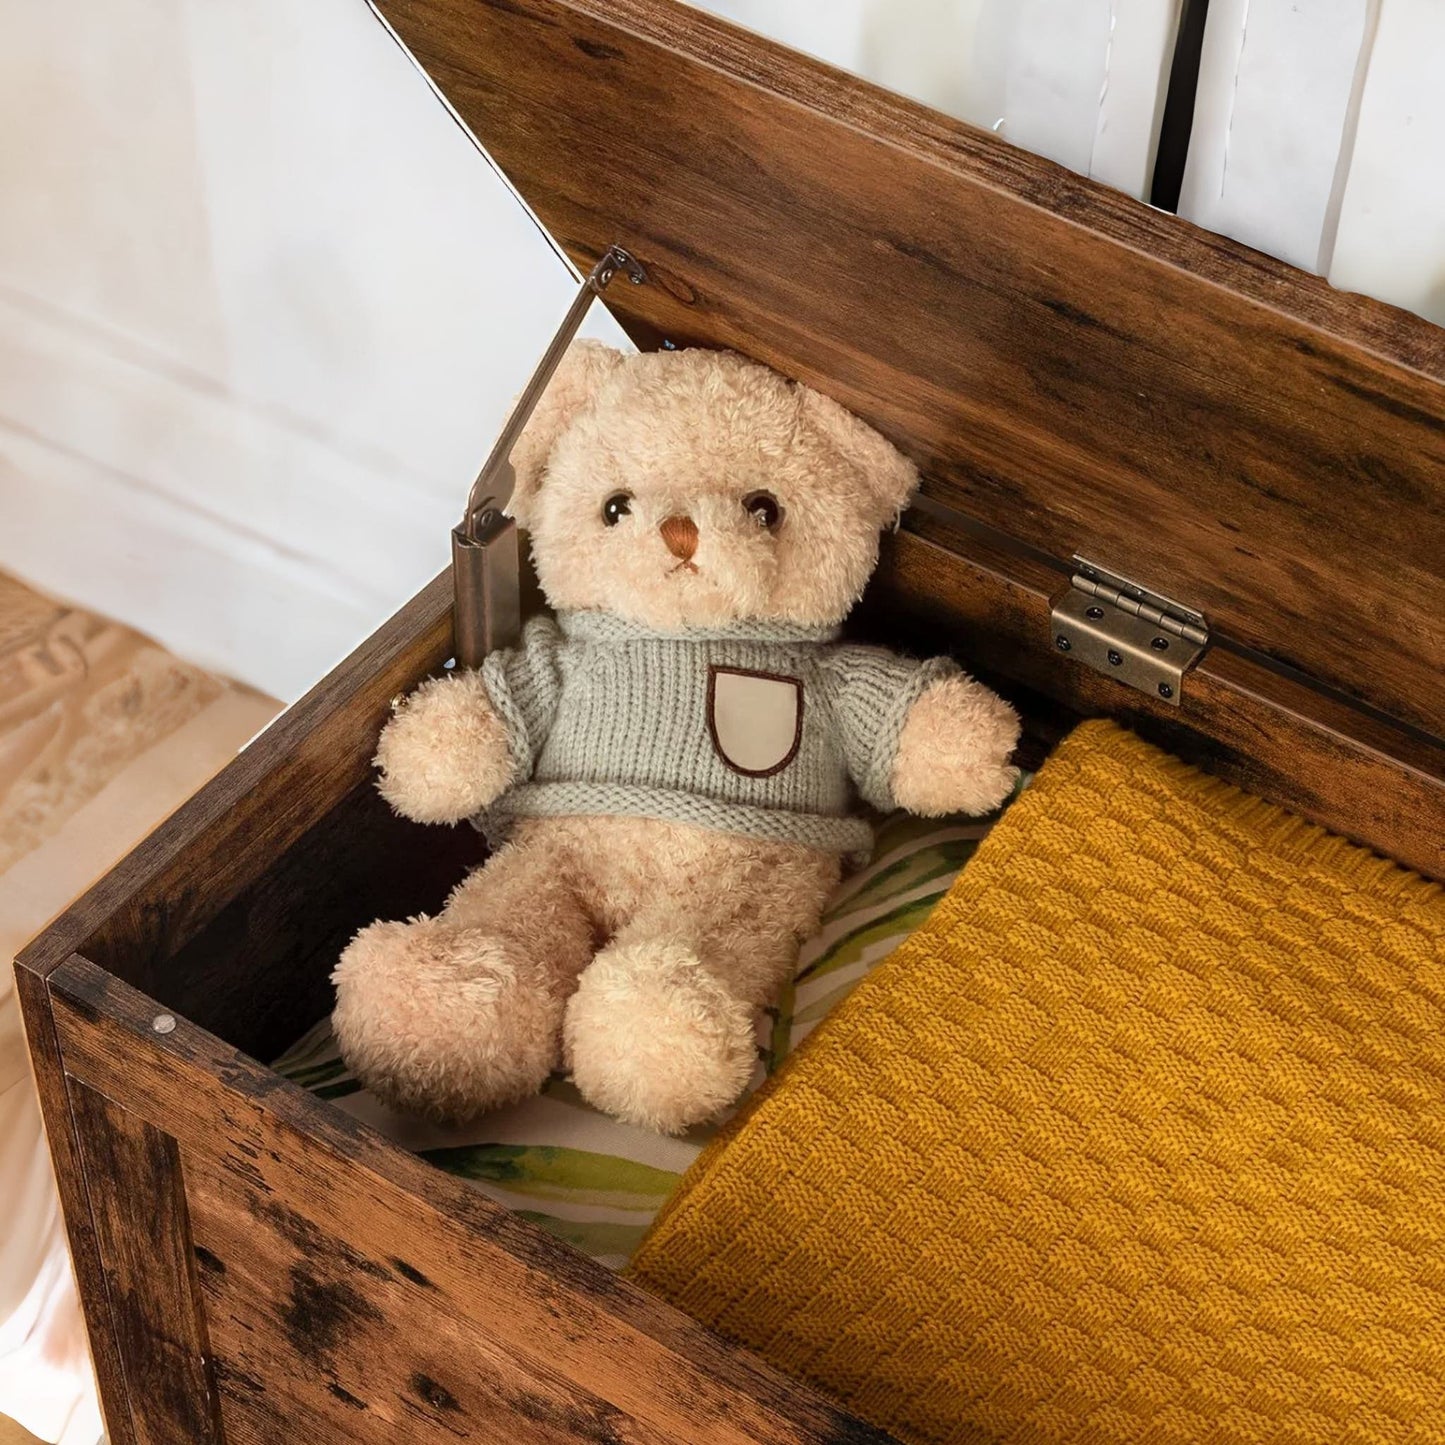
[507,339,627,527]
[797,386,919,528]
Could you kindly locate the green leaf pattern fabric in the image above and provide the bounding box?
[274,787,1026,1269]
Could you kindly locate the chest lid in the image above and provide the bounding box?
[371,0,1444,866]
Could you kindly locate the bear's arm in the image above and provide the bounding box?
[891,670,1021,817]
[819,644,1020,818]
[373,616,563,825]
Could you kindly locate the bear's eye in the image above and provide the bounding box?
[601,492,633,527]
[742,490,783,531]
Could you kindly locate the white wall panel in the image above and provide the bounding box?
[1330,0,1445,328]
[1179,0,1378,273]
[1088,0,1184,197]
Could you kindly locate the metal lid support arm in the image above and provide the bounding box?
[451,246,647,668]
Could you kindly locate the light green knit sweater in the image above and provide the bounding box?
[479,611,957,854]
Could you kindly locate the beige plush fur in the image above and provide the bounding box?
[893,673,1021,816]
[335,816,839,1131]
[334,341,1018,1133]
[509,344,917,630]
[374,670,514,825]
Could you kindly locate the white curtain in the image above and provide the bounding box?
[1180,0,1445,331]
[1330,0,1445,327]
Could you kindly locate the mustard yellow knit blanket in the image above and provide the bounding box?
[629,721,1445,1445]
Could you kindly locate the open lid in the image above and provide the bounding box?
[374,0,1445,747]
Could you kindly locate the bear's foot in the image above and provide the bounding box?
[564,938,757,1134]
[332,917,563,1124]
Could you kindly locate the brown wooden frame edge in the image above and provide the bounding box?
[13,962,141,1445]
[12,525,1438,1439]
[10,571,457,1443]
[35,953,896,1444]
[15,571,456,988]
[867,517,1445,879]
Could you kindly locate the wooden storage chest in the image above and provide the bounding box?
[16,1,1444,1441]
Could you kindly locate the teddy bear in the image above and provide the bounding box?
[332,341,1019,1134]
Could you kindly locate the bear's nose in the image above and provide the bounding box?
[660,515,699,561]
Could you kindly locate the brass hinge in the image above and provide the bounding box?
[1049,557,1210,706]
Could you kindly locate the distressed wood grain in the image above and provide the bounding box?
[186,1153,680,1444]
[861,519,1445,878]
[49,957,896,1445]
[16,571,454,986]
[66,1083,223,1445]
[378,0,1445,738]
[160,779,483,1063]
[16,4,1445,1442]
[11,965,139,1445]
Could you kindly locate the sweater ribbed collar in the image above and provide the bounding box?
[557,610,841,645]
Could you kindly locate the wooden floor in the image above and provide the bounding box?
[2,574,235,871]
[0,572,282,892]
[0,572,280,1445]
[0,1413,42,1445]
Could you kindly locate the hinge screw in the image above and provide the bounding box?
[1055,635,1072,651]
[1107,650,1123,667]
[1158,683,1173,699]
[1151,637,1169,651]
[152,1013,177,1035]
[1086,606,1104,619]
